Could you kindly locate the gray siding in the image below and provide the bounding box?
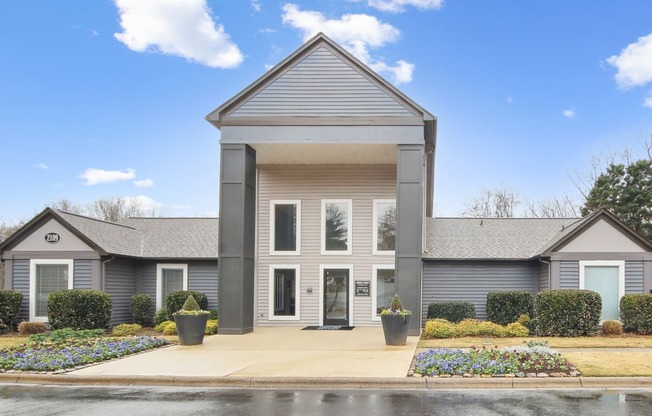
[140,262,157,309]
[257,164,396,327]
[230,47,415,118]
[625,261,644,294]
[559,261,579,289]
[104,259,138,325]
[12,260,30,322]
[188,261,219,311]
[73,259,92,289]
[422,261,538,321]
[538,262,549,291]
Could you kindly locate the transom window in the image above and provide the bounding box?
[156,264,188,310]
[321,200,352,254]
[269,265,300,320]
[30,259,74,321]
[373,199,396,254]
[372,265,396,321]
[270,200,301,255]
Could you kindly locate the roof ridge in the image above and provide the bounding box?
[56,210,137,230]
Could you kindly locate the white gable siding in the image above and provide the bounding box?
[558,219,646,253]
[256,164,396,327]
[230,47,416,118]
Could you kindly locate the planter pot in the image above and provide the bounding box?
[381,314,411,346]
[173,314,209,346]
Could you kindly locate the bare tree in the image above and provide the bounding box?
[524,195,580,218]
[49,197,159,222]
[461,186,520,218]
[0,220,25,288]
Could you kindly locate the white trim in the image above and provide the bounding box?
[321,199,353,255]
[371,264,396,322]
[29,259,74,322]
[373,199,396,255]
[270,199,301,255]
[319,264,354,326]
[579,260,625,319]
[156,263,188,310]
[268,265,301,321]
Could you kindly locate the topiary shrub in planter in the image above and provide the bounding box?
[130,294,153,327]
[0,290,24,332]
[620,294,652,334]
[535,290,601,336]
[486,291,534,326]
[427,301,475,323]
[380,293,412,346]
[173,294,209,345]
[165,291,208,321]
[48,289,112,330]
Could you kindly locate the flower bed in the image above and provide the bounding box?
[0,336,167,372]
[412,346,579,378]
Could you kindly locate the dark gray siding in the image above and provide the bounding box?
[73,259,92,289]
[105,259,138,325]
[538,262,549,291]
[140,262,157,308]
[12,260,30,322]
[188,261,219,311]
[422,261,538,321]
[559,261,579,289]
[625,261,644,294]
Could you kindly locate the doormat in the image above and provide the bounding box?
[301,326,355,330]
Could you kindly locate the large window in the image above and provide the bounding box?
[372,265,396,321]
[156,264,188,310]
[579,260,624,321]
[373,199,396,254]
[269,265,300,320]
[30,259,74,321]
[321,200,352,255]
[270,200,301,255]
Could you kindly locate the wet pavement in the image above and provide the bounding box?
[1,384,651,415]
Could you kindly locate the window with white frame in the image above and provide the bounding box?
[156,264,188,310]
[371,265,396,320]
[321,199,352,254]
[268,265,300,320]
[373,199,396,254]
[30,259,74,321]
[579,260,625,321]
[270,200,301,255]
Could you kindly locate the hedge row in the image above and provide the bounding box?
[48,289,113,330]
[0,290,23,333]
[427,302,476,323]
[620,294,652,334]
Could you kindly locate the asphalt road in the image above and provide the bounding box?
[1,384,651,415]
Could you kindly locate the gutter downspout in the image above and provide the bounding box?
[101,256,115,292]
[539,258,551,291]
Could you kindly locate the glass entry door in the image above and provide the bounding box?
[584,265,620,321]
[323,268,349,326]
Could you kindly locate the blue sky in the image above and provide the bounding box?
[2,0,652,224]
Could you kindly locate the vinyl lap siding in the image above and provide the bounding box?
[625,261,644,294]
[422,261,537,321]
[559,261,579,289]
[230,47,415,118]
[257,164,396,327]
[12,260,30,322]
[140,262,157,309]
[538,262,549,291]
[73,259,92,289]
[188,261,219,311]
[105,260,138,325]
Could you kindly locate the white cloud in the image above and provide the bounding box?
[363,0,444,13]
[114,0,243,69]
[89,29,99,36]
[79,168,135,185]
[259,28,276,34]
[606,33,652,89]
[124,195,163,212]
[645,91,652,108]
[282,3,413,84]
[251,0,261,12]
[133,178,154,187]
[563,108,577,118]
[34,163,49,170]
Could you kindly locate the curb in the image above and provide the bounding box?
[2,374,652,390]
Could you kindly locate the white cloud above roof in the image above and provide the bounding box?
[79,168,135,185]
[362,0,444,13]
[607,33,652,89]
[281,3,414,84]
[113,0,243,69]
[563,108,577,118]
[34,162,49,170]
[124,195,163,212]
[133,178,154,187]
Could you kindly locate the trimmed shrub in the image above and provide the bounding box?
[505,322,529,337]
[47,289,112,330]
[153,308,169,326]
[206,319,218,335]
[455,319,482,337]
[486,291,534,326]
[165,291,208,319]
[18,321,47,336]
[535,290,601,336]
[130,294,153,327]
[209,309,218,320]
[620,294,652,334]
[427,301,476,323]
[162,321,177,335]
[154,320,174,333]
[477,321,507,337]
[112,323,142,336]
[424,319,457,338]
[0,290,24,332]
[602,320,623,335]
